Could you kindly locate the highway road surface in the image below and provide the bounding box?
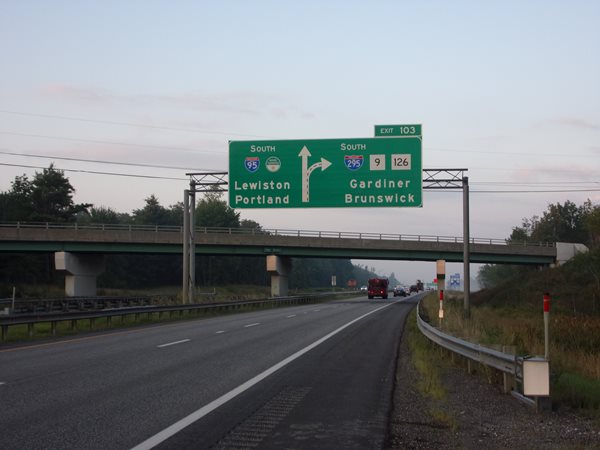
[0,295,420,449]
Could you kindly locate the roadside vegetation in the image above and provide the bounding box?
[405,308,458,430]
[420,199,600,413]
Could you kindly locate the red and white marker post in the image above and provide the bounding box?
[543,293,550,360]
[438,289,444,328]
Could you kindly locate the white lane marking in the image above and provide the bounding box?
[131,301,397,450]
[215,331,225,334]
[286,314,296,318]
[157,339,190,348]
[313,309,321,312]
[244,323,260,328]
[0,382,6,386]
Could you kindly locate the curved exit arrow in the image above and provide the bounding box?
[298,146,332,203]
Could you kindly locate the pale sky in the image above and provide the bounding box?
[1,1,599,286]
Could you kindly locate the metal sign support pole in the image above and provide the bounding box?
[189,189,196,304]
[463,176,471,318]
[183,190,190,304]
[422,169,470,317]
[182,172,228,305]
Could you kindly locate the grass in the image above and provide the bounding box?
[421,289,600,413]
[1,308,223,343]
[406,308,461,429]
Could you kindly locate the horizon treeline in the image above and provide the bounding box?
[0,165,379,294]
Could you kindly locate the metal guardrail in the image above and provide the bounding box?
[416,299,553,410]
[0,293,344,342]
[0,221,555,247]
[0,295,171,314]
[417,301,518,375]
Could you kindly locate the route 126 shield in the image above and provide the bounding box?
[244,157,260,173]
[344,155,364,171]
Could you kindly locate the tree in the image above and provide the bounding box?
[479,199,598,289]
[28,165,91,222]
[195,191,240,228]
[78,206,122,224]
[585,205,600,247]
[530,200,591,244]
[132,195,181,226]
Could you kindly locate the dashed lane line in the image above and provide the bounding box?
[244,323,260,328]
[157,339,191,348]
[130,300,397,450]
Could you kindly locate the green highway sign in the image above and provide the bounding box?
[374,124,422,137]
[229,137,422,209]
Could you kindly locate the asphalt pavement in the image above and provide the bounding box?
[0,295,418,450]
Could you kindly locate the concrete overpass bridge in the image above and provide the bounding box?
[0,222,558,297]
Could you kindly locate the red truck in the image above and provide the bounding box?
[367,278,389,299]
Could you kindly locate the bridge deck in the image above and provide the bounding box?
[0,223,556,265]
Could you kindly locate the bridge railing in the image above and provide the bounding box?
[0,221,555,247]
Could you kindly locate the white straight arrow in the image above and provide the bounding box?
[298,145,332,203]
[298,146,311,202]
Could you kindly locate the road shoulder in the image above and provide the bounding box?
[387,315,600,449]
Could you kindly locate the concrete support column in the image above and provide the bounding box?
[55,252,105,297]
[266,255,292,297]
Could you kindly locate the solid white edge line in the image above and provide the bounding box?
[157,339,191,348]
[130,301,397,450]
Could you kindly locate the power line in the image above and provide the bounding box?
[0,162,187,181]
[427,146,595,158]
[473,181,600,185]
[0,149,212,171]
[0,110,271,138]
[0,131,224,154]
[472,189,600,193]
[2,162,599,193]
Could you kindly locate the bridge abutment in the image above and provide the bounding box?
[266,255,292,297]
[55,252,106,297]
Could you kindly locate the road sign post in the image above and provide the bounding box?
[229,137,422,209]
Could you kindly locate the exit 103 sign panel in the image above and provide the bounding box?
[228,137,422,209]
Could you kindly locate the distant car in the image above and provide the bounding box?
[360,285,367,292]
[393,285,407,297]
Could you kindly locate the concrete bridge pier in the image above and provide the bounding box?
[55,252,105,297]
[267,255,292,297]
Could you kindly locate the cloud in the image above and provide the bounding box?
[553,118,600,131]
[39,85,114,106]
[37,84,315,119]
[512,165,600,182]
